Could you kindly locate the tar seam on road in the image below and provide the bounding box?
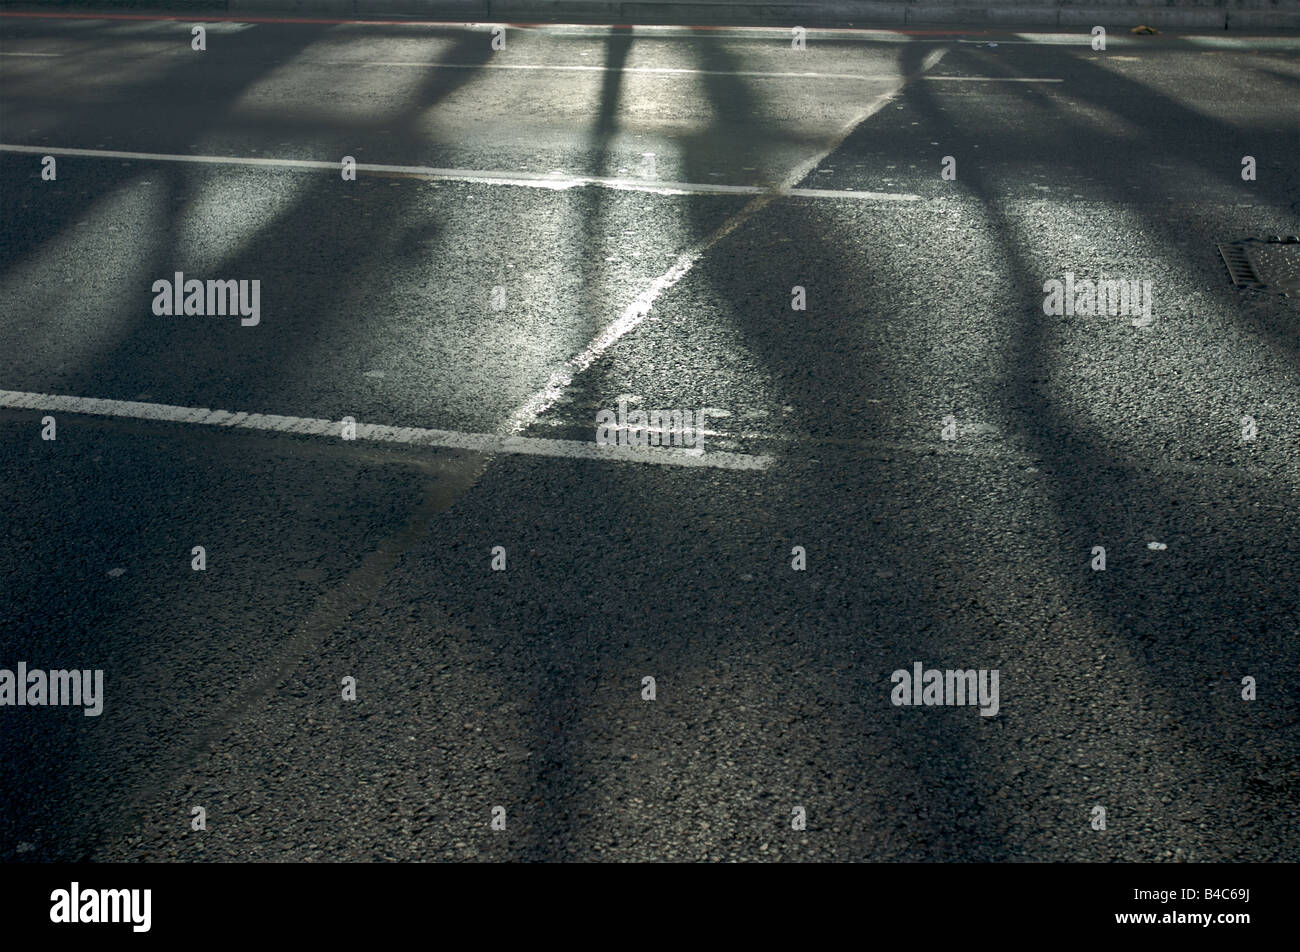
[503,45,949,435]
[0,41,923,856]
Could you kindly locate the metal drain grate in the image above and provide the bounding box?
[1219,236,1300,294]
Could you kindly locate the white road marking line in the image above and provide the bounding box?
[332,61,1059,83]
[0,48,1054,81]
[0,144,920,201]
[923,76,1062,82]
[0,56,937,472]
[5,15,1288,48]
[790,187,918,201]
[342,61,907,81]
[0,390,773,471]
[960,34,1285,49]
[505,24,902,39]
[503,46,947,435]
[0,17,946,41]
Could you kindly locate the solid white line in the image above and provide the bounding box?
[923,76,1062,82]
[502,45,947,435]
[339,61,1059,82]
[0,144,920,201]
[344,60,905,81]
[0,390,773,471]
[790,187,919,201]
[0,50,1058,81]
[503,25,906,39]
[0,49,1054,80]
[0,143,341,171]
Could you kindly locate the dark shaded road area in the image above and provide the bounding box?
[2,14,1298,860]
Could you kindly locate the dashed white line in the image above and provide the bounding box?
[0,390,773,471]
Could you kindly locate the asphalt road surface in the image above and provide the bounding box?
[2,12,1299,862]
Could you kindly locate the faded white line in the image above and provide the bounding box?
[0,390,772,471]
[0,144,920,201]
[503,46,947,435]
[0,51,62,56]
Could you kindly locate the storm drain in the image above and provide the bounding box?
[1219,236,1300,294]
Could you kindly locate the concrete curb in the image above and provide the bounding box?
[3,0,1299,30]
